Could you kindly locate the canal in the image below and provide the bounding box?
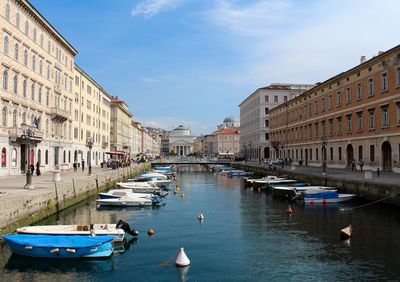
[1,170,400,281]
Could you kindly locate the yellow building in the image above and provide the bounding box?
[73,65,111,168]
[0,0,77,175]
[110,97,132,163]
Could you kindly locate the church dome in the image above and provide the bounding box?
[223,116,237,123]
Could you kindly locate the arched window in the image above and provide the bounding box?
[5,4,10,21]
[31,82,35,100]
[24,21,29,35]
[22,79,27,97]
[4,36,9,55]
[45,118,49,133]
[30,114,34,126]
[40,34,43,47]
[3,70,8,90]
[39,60,42,75]
[38,86,42,103]
[46,64,50,79]
[14,43,19,60]
[12,110,17,127]
[47,40,50,52]
[2,107,7,127]
[21,112,26,124]
[46,90,49,105]
[45,150,48,165]
[23,50,28,65]
[32,54,36,71]
[37,149,41,164]
[68,151,71,163]
[63,150,66,163]
[33,28,36,42]
[11,148,17,167]
[1,148,6,167]
[13,74,17,94]
[16,13,20,29]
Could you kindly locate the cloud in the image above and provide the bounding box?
[140,76,160,83]
[131,0,183,18]
[139,117,214,135]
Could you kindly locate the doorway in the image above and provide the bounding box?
[346,144,354,167]
[20,144,26,173]
[382,141,392,171]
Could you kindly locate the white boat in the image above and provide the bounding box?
[116,181,169,192]
[16,220,138,242]
[295,189,356,205]
[245,175,283,184]
[99,189,164,204]
[139,172,169,180]
[295,186,337,192]
[302,194,356,204]
[96,190,154,207]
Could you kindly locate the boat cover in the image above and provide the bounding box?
[3,234,113,248]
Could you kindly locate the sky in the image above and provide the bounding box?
[30,0,400,135]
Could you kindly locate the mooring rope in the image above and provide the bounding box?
[340,190,400,211]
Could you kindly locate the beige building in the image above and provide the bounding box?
[213,128,240,159]
[110,97,132,162]
[73,65,111,168]
[168,125,195,156]
[0,0,77,175]
[269,45,400,173]
[131,120,142,160]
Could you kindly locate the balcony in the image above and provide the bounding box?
[54,84,62,94]
[9,127,43,143]
[102,141,109,149]
[51,107,70,123]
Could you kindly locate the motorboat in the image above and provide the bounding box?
[259,179,299,190]
[116,181,160,190]
[227,170,254,177]
[16,220,138,242]
[96,190,157,207]
[3,234,114,259]
[295,189,356,205]
[99,189,164,204]
[271,186,297,199]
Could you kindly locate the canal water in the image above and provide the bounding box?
[1,170,400,281]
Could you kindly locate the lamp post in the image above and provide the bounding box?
[21,122,36,189]
[87,137,93,175]
[322,136,327,175]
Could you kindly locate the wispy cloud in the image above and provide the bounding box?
[131,0,183,18]
[140,76,160,83]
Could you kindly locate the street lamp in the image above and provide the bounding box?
[87,136,93,175]
[21,122,36,189]
[322,136,327,175]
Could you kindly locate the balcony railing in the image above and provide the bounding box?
[9,127,43,143]
[51,106,70,122]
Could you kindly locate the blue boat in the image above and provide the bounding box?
[3,234,114,259]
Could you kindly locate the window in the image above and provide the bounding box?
[45,150,48,165]
[368,78,374,96]
[22,79,27,97]
[265,120,269,127]
[321,97,325,111]
[47,64,50,79]
[16,13,20,29]
[356,83,362,99]
[381,72,388,92]
[24,21,29,35]
[368,109,375,128]
[330,147,333,161]
[346,87,351,103]
[337,117,342,133]
[12,110,17,127]
[316,148,319,161]
[357,112,363,131]
[5,4,10,21]
[328,95,332,109]
[336,91,342,106]
[46,89,49,106]
[274,95,278,102]
[23,50,28,65]
[32,54,36,71]
[45,119,49,133]
[3,35,9,55]
[381,106,389,127]
[14,43,19,60]
[2,70,8,90]
[346,114,352,132]
[33,28,36,42]
[370,145,375,162]
[39,60,42,75]
[11,148,17,167]
[284,96,288,102]
[1,148,6,167]
[321,121,326,136]
[13,74,17,94]
[40,35,43,48]
[338,147,342,161]
[2,107,7,127]
[397,67,400,87]
[31,82,35,100]
[38,86,42,103]
[397,103,400,125]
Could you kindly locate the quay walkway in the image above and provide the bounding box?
[0,164,148,234]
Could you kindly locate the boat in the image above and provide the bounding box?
[271,186,297,199]
[227,170,254,177]
[16,220,138,242]
[3,234,114,259]
[116,181,164,192]
[98,189,164,204]
[295,189,356,205]
[96,190,156,207]
[259,179,299,190]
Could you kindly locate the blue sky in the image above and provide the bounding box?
[30,0,400,135]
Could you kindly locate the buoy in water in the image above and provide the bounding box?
[174,189,178,195]
[175,247,190,267]
[148,228,155,236]
[175,185,180,191]
[197,212,204,221]
[286,206,293,214]
[340,224,352,240]
[180,192,185,198]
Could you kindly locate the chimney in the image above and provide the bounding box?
[360,56,366,64]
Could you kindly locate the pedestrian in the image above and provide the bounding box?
[377,167,380,177]
[73,162,77,172]
[30,164,35,175]
[359,160,364,172]
[351,159,356,172]
[35,162,41,176]
[81,159,85,172]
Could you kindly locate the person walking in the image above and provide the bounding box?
[73,162,77,172]
[81,159,85,172]
[359,160,364,172]
[35,162,41,176]
[351,159,356,172]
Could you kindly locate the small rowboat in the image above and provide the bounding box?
[3,234,114,259]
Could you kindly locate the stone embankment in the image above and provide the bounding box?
[232,163,400,206]
[0,164,149,235]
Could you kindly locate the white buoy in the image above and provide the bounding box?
[175,247,190,267]
[197,212,204,221]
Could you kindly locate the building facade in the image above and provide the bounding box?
[213,128,240,159]
[168,125,194,156]
[239,83,314,162]
[269,46,400,173]
[0,0,78,175]
[110,97,132,163]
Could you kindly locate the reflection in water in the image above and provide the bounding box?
[176,265,190,282]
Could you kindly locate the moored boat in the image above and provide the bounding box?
[3,234,114,259]
[295,189,356,205]
[96,190,157,207]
